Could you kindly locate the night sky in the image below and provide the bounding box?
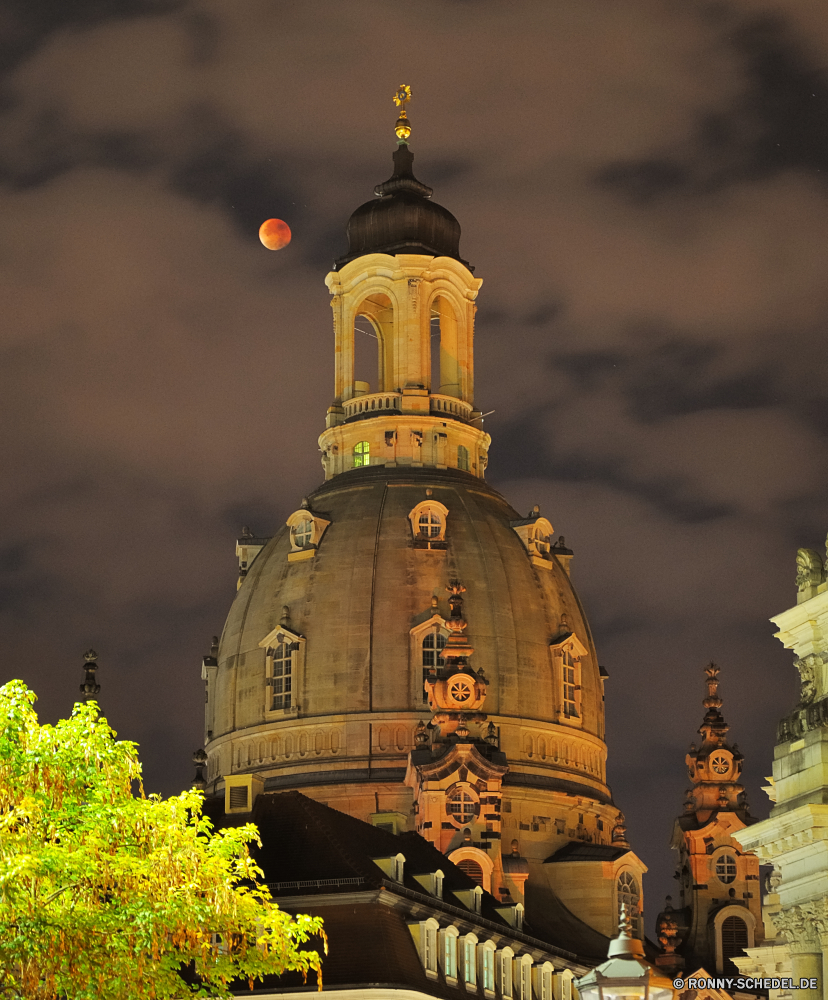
[2,0,826,933]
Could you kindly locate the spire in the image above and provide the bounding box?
[698,662,729,746]
[79,648,100,700]
[682,664,749,824]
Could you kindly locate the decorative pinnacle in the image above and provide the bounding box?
[79,648,101,700]
[703,662,723,710]
[393,84,412,143]
[618,901,634,938]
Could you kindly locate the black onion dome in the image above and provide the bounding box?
[334,143,470,270]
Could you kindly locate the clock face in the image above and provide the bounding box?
[711,753,730,775]
[449,676,474,704]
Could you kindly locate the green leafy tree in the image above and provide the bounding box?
[0,680,325,999]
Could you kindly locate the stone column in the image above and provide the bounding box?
[777,906,824,1000]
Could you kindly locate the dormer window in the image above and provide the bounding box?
[419,510,443,538]
[409,500,449,548]
[511,514,556,568]
[259,622,306,718]
[286,507,331,562]
[550,630,589,726]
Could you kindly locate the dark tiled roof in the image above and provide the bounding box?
[543,842,632,864]
[203,790,615,992]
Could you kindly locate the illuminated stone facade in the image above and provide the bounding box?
[202,120,645,946]
[733,540,828,1000]
[655,668,763,976]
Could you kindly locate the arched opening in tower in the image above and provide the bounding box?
[353,293,393,396]
[430,295,460,399]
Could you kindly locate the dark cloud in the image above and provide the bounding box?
[0,0,827,928]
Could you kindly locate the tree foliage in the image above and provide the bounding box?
[0,681,325,999]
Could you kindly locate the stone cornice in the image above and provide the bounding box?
[732,804,828,860]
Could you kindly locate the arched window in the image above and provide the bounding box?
[457,858,484,886]
[270,642,292,710]
[353,441,370,467]
[422,628,447,702]
[458,444,470,472]
[447,787,478,826]
[715,854,738,884]
[617,871,640,935]
[721,915,748,966]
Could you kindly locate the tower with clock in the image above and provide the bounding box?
[655,666,763,976]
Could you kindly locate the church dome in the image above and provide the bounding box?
[334,143,468,270]
[202,99,633,922]
[208,466,610,807]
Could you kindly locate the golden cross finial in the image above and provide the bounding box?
[393,84,412,142]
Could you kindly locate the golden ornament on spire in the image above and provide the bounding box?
[393,84,412,142]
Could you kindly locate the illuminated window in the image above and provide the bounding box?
[617,872,640,935]
[482,947,495,992]
[447,787,477,826]
[422,628,447,702]
[458,444,470,471]
[353,441,370,467]
[464,937,477,986]
[419,510,443,537]
[443,931,457,979]
[711,753,730,774]
[291,518,313,549]
[270,642,292,710]
[716,854,737,884]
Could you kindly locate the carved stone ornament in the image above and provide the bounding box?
[794,653,821,706]
[795,547,824,590]
[774,900,828,948]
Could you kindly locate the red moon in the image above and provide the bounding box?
[259,218,291,251]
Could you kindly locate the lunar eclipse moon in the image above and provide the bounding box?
[258,218,291,250]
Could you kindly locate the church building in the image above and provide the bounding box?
[197,90,650,996]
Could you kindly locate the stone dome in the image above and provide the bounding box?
[207,465,611,815]
[334,143,469,270]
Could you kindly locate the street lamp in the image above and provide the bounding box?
[576,906,676,1000]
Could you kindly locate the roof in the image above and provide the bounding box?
[543,841,632,864]
[334,143,469,270]
[203,790,613,994]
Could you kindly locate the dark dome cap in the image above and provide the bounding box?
[334,143,471,270]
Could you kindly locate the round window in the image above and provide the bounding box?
[715,854,737,884]
[447,787,477,825]
[449,676,474,703]
[711,753,730,775]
